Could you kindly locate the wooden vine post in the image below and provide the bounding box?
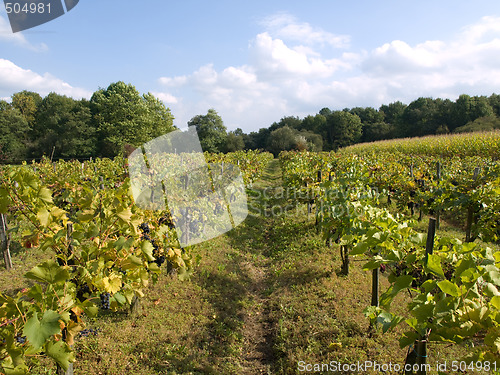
[465,167,480,242]
[182,173,190,246]
[435,162,441,229]
[305,181,312,216]
[0,213,12,270]
[340,245,349,276]
[371,266,379,307]
[409,164,415,216]
[57,223,74,375]
[405,217,435,374]
[315,170,322,228]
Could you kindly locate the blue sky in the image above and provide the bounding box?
[2,1,500,132]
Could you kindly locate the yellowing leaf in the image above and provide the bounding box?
[116,208,132,223]
[37,208,50,227]
[437,280,460,297]
[103,274,122,294]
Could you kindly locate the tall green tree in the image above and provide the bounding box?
[301,114,327,134]
[188,109,227,153]
[32,93,95,159]
[225,129,245,152]
[266,126,297,156]
[142,92,176,139]
[400,97,441,137]
[326,111,362,150]
[11,90,42,127]
[269,116,302,132]
[488,93,500,117]
[349,107,384,124]
[90,81,175,157]
[379,101,406,126]
[450,94,494,131]
[0,100,30,162]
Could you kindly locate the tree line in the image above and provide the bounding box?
[1,80,500,162]
[0,82,176,163]
[244,94,500,156]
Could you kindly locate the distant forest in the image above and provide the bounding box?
[2,81,500,162]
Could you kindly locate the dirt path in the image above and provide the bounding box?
[235,159,283,374]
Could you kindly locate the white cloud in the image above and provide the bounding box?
[260,13,349,48]
[158,75,188,87]
[157,15,500,132]
[249,32,348,80]
[0,15,48,51]
[0,59,92,99]
[151,91,178,104]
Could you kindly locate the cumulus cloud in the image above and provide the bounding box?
[157,15,500,132]
[0,59,92,99]
[151,91,178,104]
[260,13,350,48]
[249,32,350,80]
[0,15,48,51]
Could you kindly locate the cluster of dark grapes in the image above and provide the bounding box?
[443,264,455,281]
[100,292,111,310]
[158,214,175,229]
[15,335,27,344]
[391,262,408,277]
[410,267,427,288]
[76,284,92,302]
[139,222,151,234]
[139,222,165,267]
[79,328,100,338]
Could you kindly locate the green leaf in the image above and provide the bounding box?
[141,241,155,262]
[23,311,62,350]
[350,241,369,256]
[362,259,381,271]
[116,208,132,223]
[437,280,460,297]
[36,208,50,227]
[376,311,404,333]
[409,233,426,246]
[45,340,75,371]
[420,279,437,293]
[177,267,191,281]
[484,283,500,297]
[113,292,127,306]
[38,187,53,204]
[1,358,29,375]
[490,296,500,310]
[25,260,70,285]
[81,300,98,317]
[426,254,445,278]
[380,275,413,308]
[399,330,419,348]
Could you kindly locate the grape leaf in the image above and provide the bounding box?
[437,280,460,297]
[45,340,75,371]
[25,260,70,285]
[23,311,61,350]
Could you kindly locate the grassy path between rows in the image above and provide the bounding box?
[11,159,469,374]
